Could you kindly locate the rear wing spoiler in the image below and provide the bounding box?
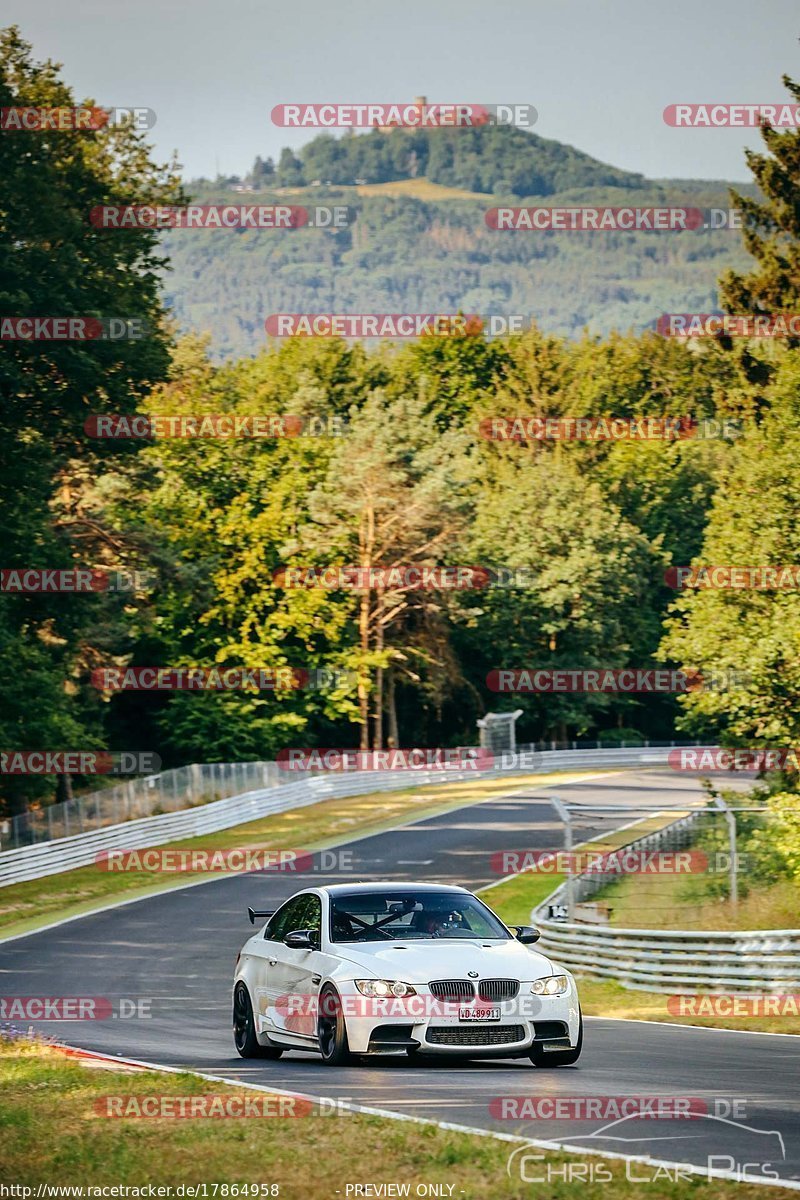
[248,907,275,925]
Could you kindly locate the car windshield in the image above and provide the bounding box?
[329,891,511,942]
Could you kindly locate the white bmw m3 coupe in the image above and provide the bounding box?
[233,882,582,1066]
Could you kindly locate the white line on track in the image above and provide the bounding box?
[53,1042,800,1192]
[587,1015,800,1039]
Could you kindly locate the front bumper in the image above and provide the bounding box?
[337,982,580,1056]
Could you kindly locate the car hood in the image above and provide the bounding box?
[333,938,554,982]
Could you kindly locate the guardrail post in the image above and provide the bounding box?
[713,796,738,909]
[711,795,738,908]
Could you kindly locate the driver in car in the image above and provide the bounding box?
[419,908,464,936]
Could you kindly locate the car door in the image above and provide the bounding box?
[271,892,325,1042]
[251,895,307,1038]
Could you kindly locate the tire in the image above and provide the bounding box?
[317,985,352,1065]
[529,1010,583,1067]
[233,982,283,1059]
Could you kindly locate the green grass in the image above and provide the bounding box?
[476,811,690,927]
[481,871,564,925]
[576,976,800,1036]
[1,1037,796,1198]
[0,769,608,941]
[592,868,800,932]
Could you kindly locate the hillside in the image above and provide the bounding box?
[261,125,648,195]
[162,127,755,359]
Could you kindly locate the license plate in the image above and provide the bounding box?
[459,1006,501,1021]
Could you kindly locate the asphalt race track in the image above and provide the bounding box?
[2,769,799,1186]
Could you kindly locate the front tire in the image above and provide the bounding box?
[317,985,352,1065]
[233,983,283,1059]
[529,1010,583,1067]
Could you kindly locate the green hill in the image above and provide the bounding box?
[263,125,648,196]
[161,127,755,359]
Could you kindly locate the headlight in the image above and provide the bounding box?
[354,979,417,997]
[531,974,569,996]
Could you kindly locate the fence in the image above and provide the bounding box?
[1,761,281,850]
[534,814,800,993]
[0,744,687,888]
[1,738,695,852]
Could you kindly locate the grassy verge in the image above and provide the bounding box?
[576,976,800,1036]
[0,770,608,941]
[592,870,800,932]
[476,811,691,926]
[1,1037,796,1199]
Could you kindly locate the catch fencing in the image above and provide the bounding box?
[535,815,800,993]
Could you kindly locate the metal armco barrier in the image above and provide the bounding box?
[536,921,800,993]
[535,814,800,993]
[0,745,678,887]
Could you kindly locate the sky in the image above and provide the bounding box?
[5,0,799,182]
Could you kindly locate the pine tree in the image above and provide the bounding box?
[719,75,800,314]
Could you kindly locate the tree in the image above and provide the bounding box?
[456,451,664,741]
[661,352,800,745]
[302,389,474,749]
[276,147,305,186]
[719,75,800,316]
[250,155,274,187]
[661,75,800,754]
[0,27,183,812]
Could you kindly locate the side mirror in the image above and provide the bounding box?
[285,928,320,950]
[514,925,541,944]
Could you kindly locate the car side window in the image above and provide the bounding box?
[296,894,322,935]
[264,897,304,942]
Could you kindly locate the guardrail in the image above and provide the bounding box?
[534,814,800,993]
[536,921,800,993]
[0,745,680,888]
